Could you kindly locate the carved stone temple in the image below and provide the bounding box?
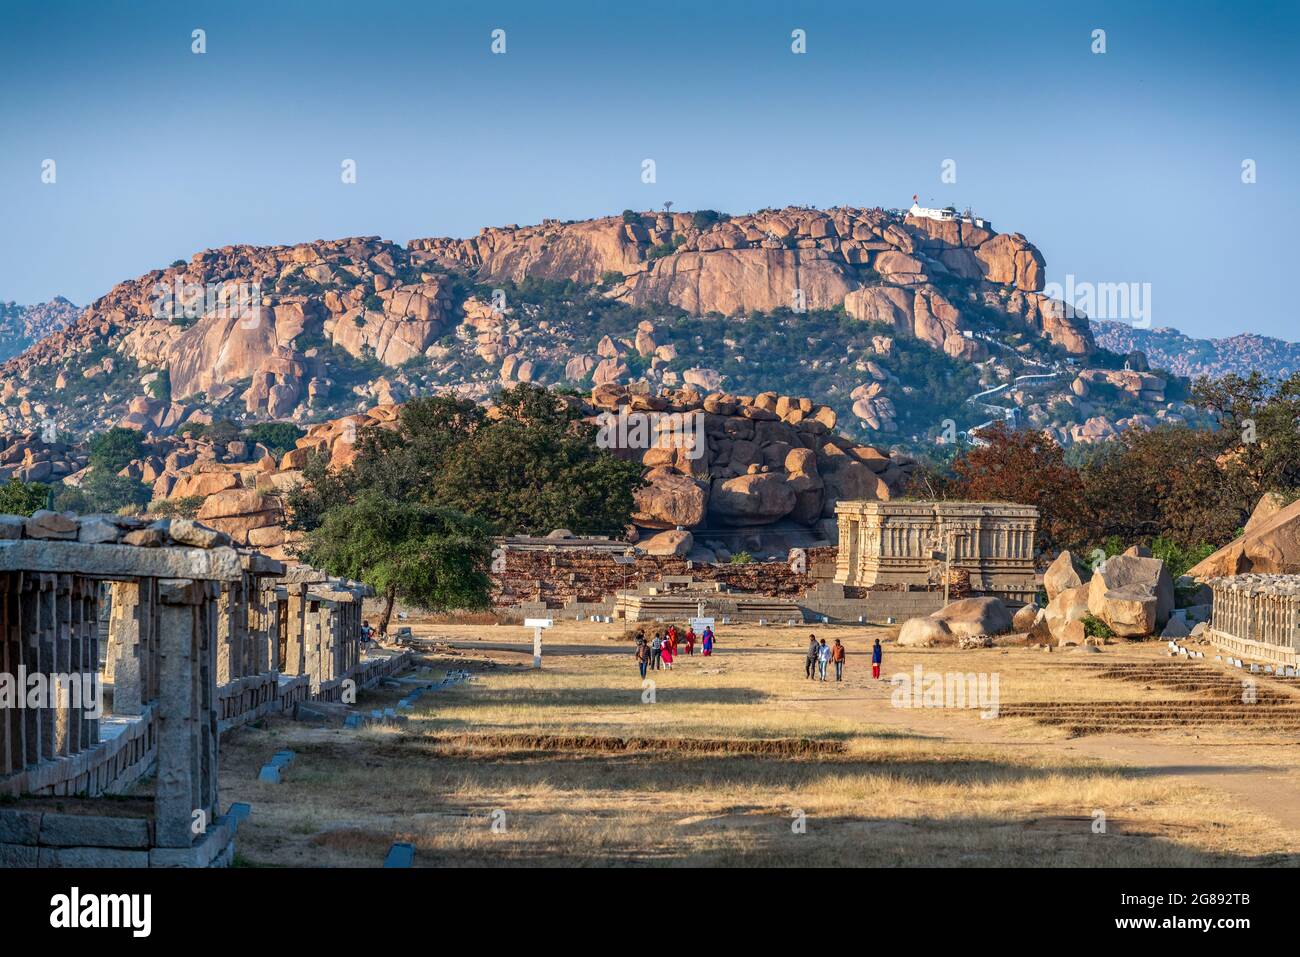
[834,501,1039,602]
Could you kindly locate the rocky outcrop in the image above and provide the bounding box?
[0,204,1098,446]
[1189,495,1300,578]
[590,383,916,534]
[412,205,1090,353]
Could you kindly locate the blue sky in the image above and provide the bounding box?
[1,0,1296,340]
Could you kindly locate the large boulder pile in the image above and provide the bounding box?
[588,382,916,535]
[1033,546,1189,644]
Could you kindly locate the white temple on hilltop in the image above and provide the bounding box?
[907,201,991,230]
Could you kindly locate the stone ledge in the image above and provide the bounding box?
[0,540,242,581]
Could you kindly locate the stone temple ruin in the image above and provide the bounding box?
[1205,574,1300,668]
[491,500,1040,624]
[0,511,411,867]
[834,501,1040,603]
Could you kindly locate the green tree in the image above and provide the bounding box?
[300,493,493,635]
[288,384,643,537]
[433,384,644,535]
[87,427,145,473]
[242,422,305,457]
[54,471,151,515]
[0,478,49,516]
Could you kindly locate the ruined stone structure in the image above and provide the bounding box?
[0,511,409,868]
[1206,574,1300,668]
[835,501,1039,603]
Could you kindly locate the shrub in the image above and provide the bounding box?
[729,551,753,565]
[1081,614,1115,640]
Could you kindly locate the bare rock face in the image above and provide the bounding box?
[1190,496,1300,577]
[1245,491,1290,535]
[620,248,859,316]
[973,233,1045,291]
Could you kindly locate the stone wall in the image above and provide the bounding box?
[493,544,838,611]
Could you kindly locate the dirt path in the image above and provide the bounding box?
[800,673,1300,837]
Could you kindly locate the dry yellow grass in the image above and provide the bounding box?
[220,619,1300,867]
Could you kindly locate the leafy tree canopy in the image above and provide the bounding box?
[300,492,493,633]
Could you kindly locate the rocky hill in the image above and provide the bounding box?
[0,205,1195,453]
[1093,320,1300,380]
[0,297,80,362]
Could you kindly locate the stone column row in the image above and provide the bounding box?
[0,572,102,776]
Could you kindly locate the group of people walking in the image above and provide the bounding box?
[634,623,713,678]
[805,634,882,682]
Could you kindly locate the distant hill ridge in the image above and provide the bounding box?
[1092,320,1300,380]
[0,205,1191,453]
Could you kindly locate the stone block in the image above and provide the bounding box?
[39,812,151,849]
[24,509,79,540]
[383,842,415,867]
[0,842,39,866]
[78,516,122,544]
[0,808,42,845]
[38,846,150,867]
[257,764,281,784]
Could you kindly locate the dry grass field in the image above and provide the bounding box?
[221,619,1300,867]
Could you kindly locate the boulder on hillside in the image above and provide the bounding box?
[632,470,708,529]
[708,472,797,525]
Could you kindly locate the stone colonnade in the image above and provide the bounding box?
[0,535,240,861]
[1208,574,1300,666]
[275,571,370,695]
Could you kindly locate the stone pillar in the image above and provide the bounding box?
[108,580,145,716]
[154,578,218,848]
[284,585,306,676]
[304,599,322,691]
[37,575,56,762]
[1,574,22,775]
